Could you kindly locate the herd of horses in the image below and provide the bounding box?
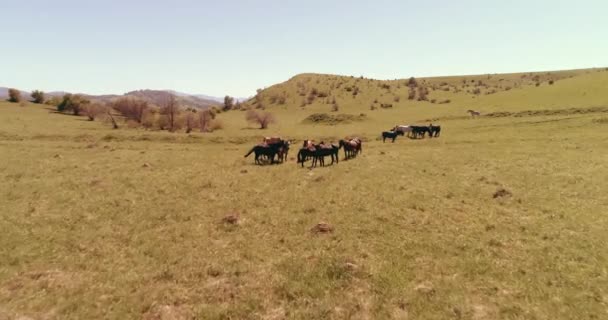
[382,124,441,143]
[244,137,362,168]
[244,122,441,167]
[244,109,485,167]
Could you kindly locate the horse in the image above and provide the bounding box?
[382,130,401,143]
[467,109,481,117]
[393,125,413,137]
[428,124,441,138]
[297,142,340,168]
[339,138,362,159]
[244,144,281,165]
[410,126,430,139]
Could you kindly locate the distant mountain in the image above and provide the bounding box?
[0,87,30,99]
[125,90,219,109]
[0,87,222,109]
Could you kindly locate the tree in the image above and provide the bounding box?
[223,95,234,111]
[160,94,180,132]
[31,90,45,104]
[184,108,197,133]
[246,109,276,129]
[112,97,148,123]
[199,109,216,132]
[8,88,21,103]
[57,94,89,115]
[83,103,107,121]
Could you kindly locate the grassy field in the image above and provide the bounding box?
[1,69,608,319]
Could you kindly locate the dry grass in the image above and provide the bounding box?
[1,68,608,319]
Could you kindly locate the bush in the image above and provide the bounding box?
[84,103,107,121]
[407,77,417,88]
[246,109,276,129]
[549,80,555,85]
[112,97,149,123]
[393,96,401,102]
[223,96,234,111]
[31,90,45,104]
[408,88,416,100]
[7,88,21,103]
[57,94,89,115]
[417,87,429,101]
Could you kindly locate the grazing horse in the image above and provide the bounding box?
[410,126,430,139]
[244,144,281,165]
[428,124,441,138]
[339,138,362,159]
[467,109,481,117]
[382,130,401,143]
[277,140,290,163]
[393,125,413,137]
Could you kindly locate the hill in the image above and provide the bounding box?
[246,68,608,115]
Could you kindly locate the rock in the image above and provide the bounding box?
[414,283,435,296]
[142,163,152,168]
[222,213,239,225]
[311,222,334,234]
[240,169,248,174]
[493,188,512,198]
[53,154,62,159]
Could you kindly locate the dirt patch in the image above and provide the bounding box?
[303,113,367,125]
[493,188,512,199]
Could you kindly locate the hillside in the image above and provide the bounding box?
[246,68,608,115]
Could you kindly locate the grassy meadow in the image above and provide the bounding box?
[1,69,608,319]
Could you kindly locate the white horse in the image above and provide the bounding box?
[467,110,481,117]
[393,125,413,137]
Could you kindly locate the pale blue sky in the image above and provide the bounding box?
[1,0,606,97]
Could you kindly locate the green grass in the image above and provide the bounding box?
[1,68,608,319]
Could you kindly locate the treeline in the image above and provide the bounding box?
[7,89,277,131]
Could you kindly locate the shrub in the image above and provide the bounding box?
[380,103,393,109]
[57,94,89,116]
[223,96,234,111]
[393,96,400,102]
[198,109,216,132]
[246,109,276,129]
[112,97,149,123]
[84,103,107,121]
[472,88,481,95]
[549,80,555,85]
[31,90,45,104]
[7,88,21,103]
[417,87,429,101]
[407,77,417,88]
[331,103,339,112]
[408,88,416,100]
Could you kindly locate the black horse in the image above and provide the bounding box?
[244,144,281,165]
[410,126,430,139]
[382,130,402,143]
[297,143,340,168]
[428,124,441,138]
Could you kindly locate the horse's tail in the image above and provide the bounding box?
[244,147,255,158]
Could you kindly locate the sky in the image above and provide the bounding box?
[1,0,607,97]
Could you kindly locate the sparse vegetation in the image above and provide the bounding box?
[30,90,45,104]
[7,88,21,103]
[246,109,276,129]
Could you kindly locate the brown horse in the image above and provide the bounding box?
[339,138,362,159]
